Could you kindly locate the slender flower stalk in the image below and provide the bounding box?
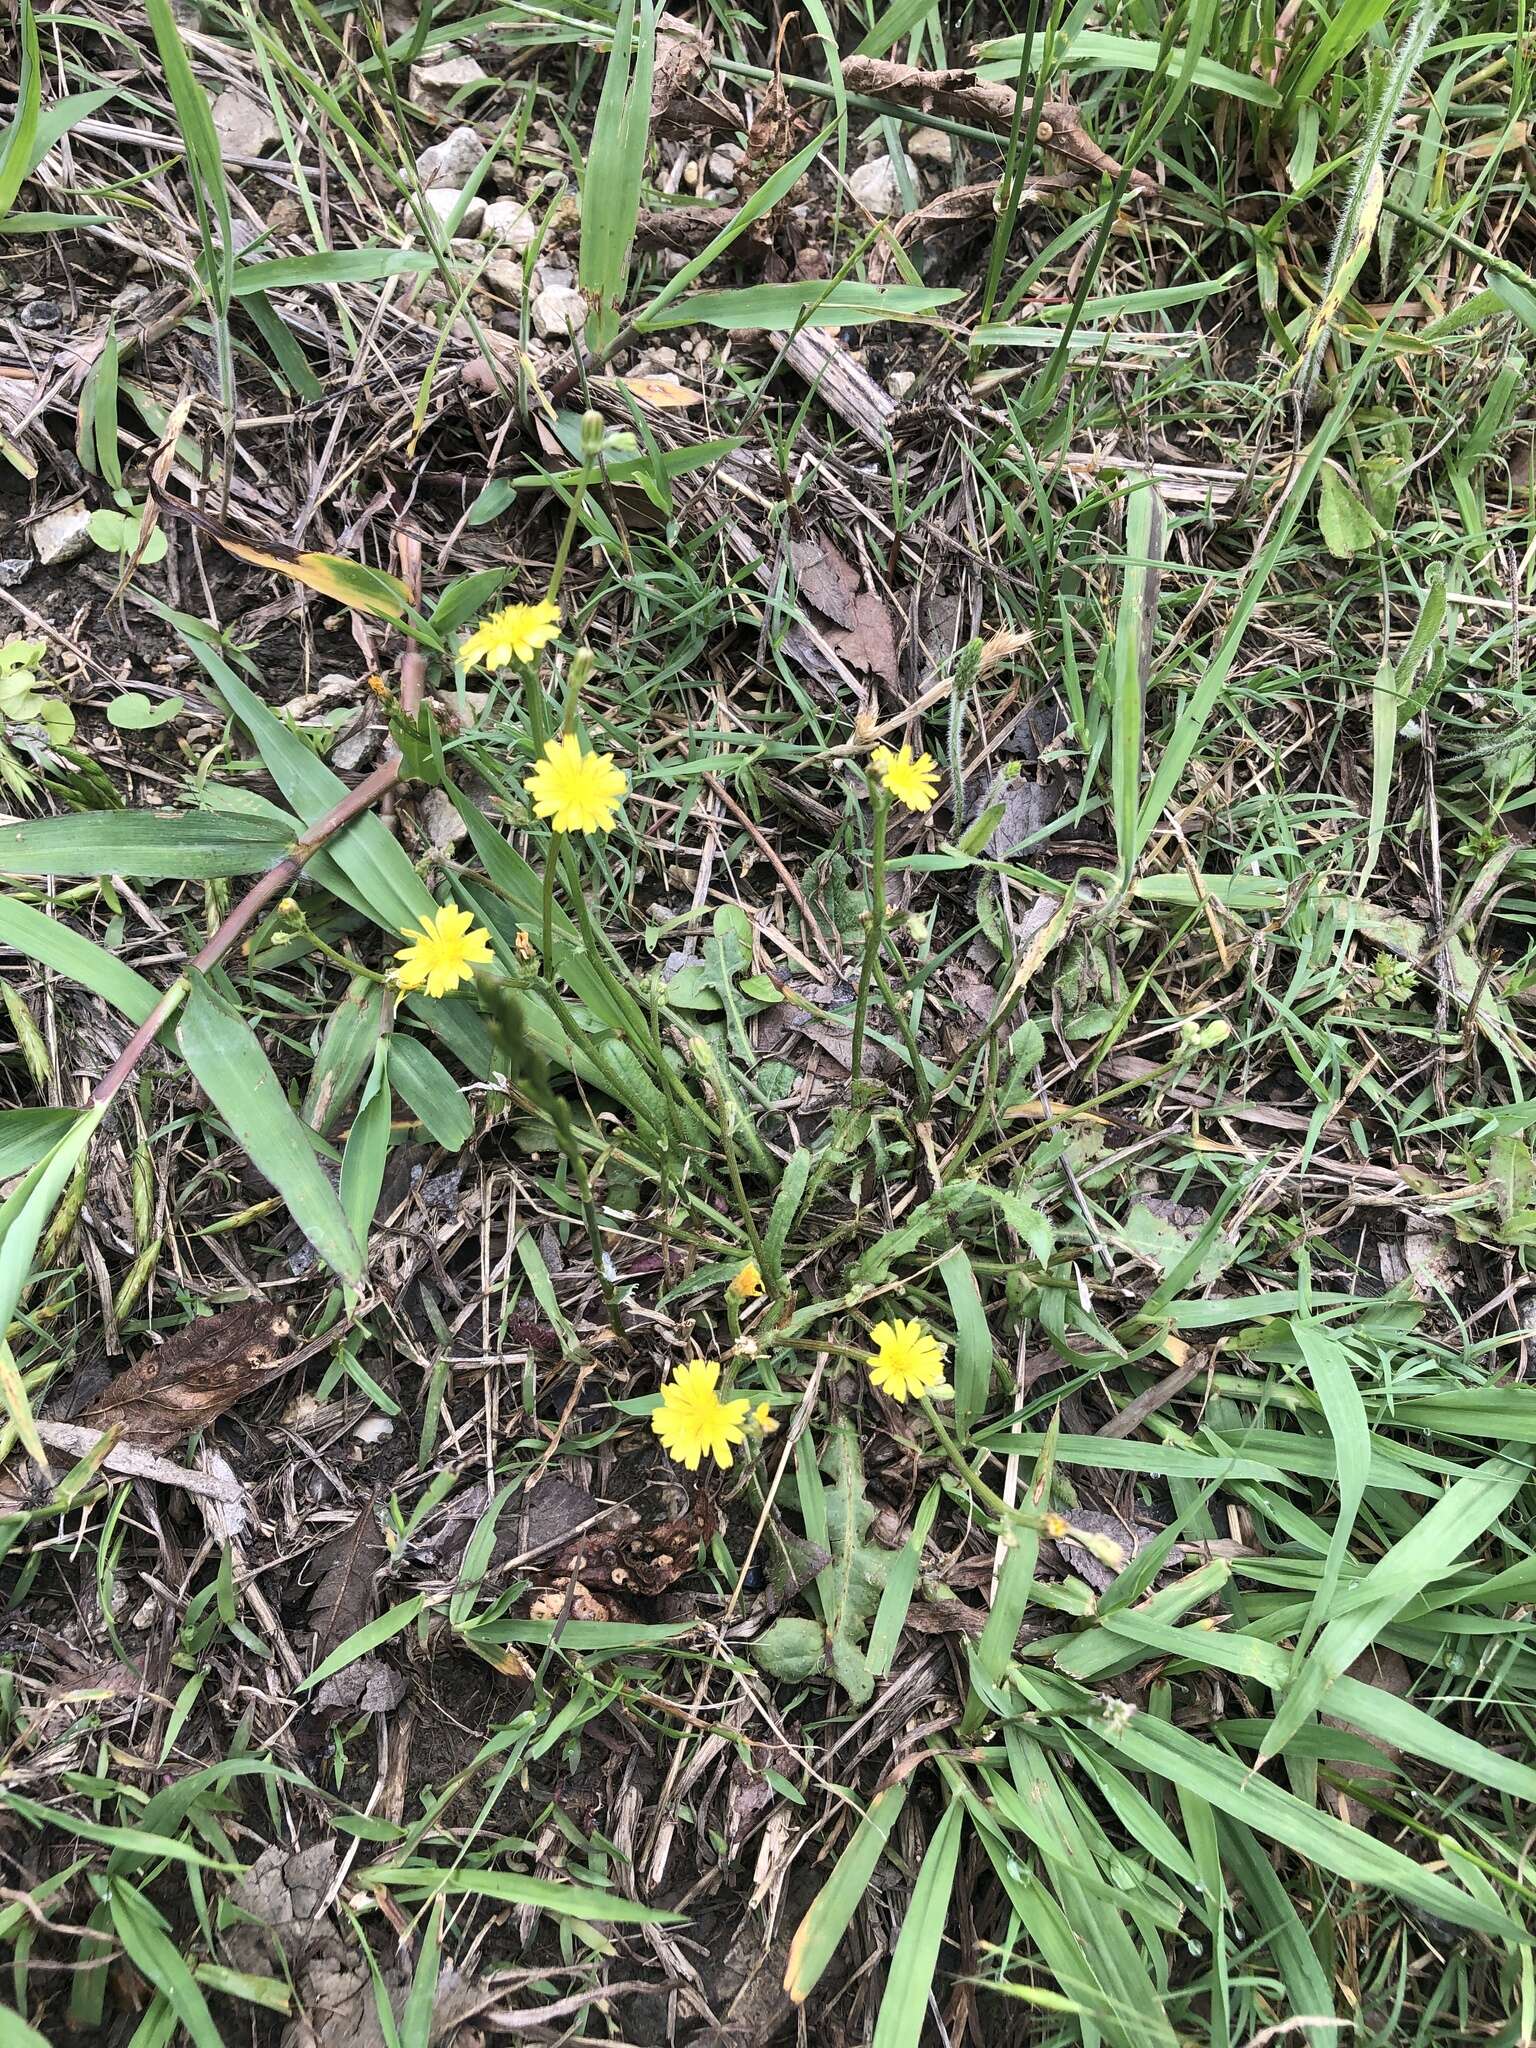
[849,788,889,1083]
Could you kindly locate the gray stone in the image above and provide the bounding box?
[421,186,483,237]
[414,123,483,188]
[482,257,527,297]
[531,285,586,339]
[481,197,537,250]
[211,85,281,160]
[908,126,953,168]
[31,502,92,566]
[848,152,914,218]
[411,54,488,103]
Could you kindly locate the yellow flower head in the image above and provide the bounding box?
[651,1359,751,1471]
[752,1401,778,1436]
[728,1260,764,1302]
[395,904,494,999]
[459,600,562,670]
[524,733,627,835]
[871,744,940,814]
[866,1317,950,1404]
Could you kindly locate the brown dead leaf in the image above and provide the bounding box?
[831,591,900,688]
[635,204,731,257]
[307,1502,387,1660]
[312,1655,408,1718]
[790,535,900,687]
[741,50,807,205]
[623,372,704,408]
[650,11,711,124]
[648,11,736,137]
[903,1595,986,1639]
[790,535,857,626]
[543,1494,716,1598]
[75,1299,298,1453]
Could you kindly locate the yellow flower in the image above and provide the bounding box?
[728,1260,764,1301]
[752,1401,778,1436]
[866,1317,950,1403]
[394,904,494,999]
[651,1359,751,1471]
[459,600,562,670]
[871,744,940,814]
[524,733,627,834]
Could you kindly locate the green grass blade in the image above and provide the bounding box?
[578,0,657,351]
[0,0,41,222]
[1261,1453,1528,1765]
[1109,481,1162,888]
[178,971,363,1287]
[784,1783,909,2003]
[0,897,158,1023]
[0,812,292,881]
[872,1797,964,2048]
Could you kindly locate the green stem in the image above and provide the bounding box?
[849,794,889,1084]
[717,1091,769,1277]
[541,833,559,976]
[545,475,590,605]
[545,1088,624,1338]
[871,950,931,1118]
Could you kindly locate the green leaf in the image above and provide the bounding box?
[0,811,289,880]
[0,0,41,222]
[636,127,831,326]
[391,1036,474,1151]
[298,1594,422,1693]
[182,635,436,934]
[1095,1705,1521,1938]
[339,1043,391,1250]
[1136,382,1357,849]
[23,87,116,178]
[359,1865,673,1925]
[643,281,961,332]
[177,972,362,1287]
[754,1430,897,1703]
[872,1798,964,2048]
[753,1616,826,1685]
[302,975,386,1136]
[230,247,436,297]
[0,2003,52,2048]
[106,691,182,731]
[87,507,167,564]
[938,1245,991,1432]
[1109,481,1162,885]
[0,1109,104,1350]
[0,1107,83,1180]
[1286,1319,1370,1681]
[110,1881,224,2048]
[578,0,657,351]
[975,29,1281,105]
[1316,464,1377,559]
[1261,1453,1529,1764]
[784,1784,909,2002]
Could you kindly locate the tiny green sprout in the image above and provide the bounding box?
[0,637,73,746]
[0,636,75,800]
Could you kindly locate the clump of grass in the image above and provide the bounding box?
[2,0,1535,2041]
